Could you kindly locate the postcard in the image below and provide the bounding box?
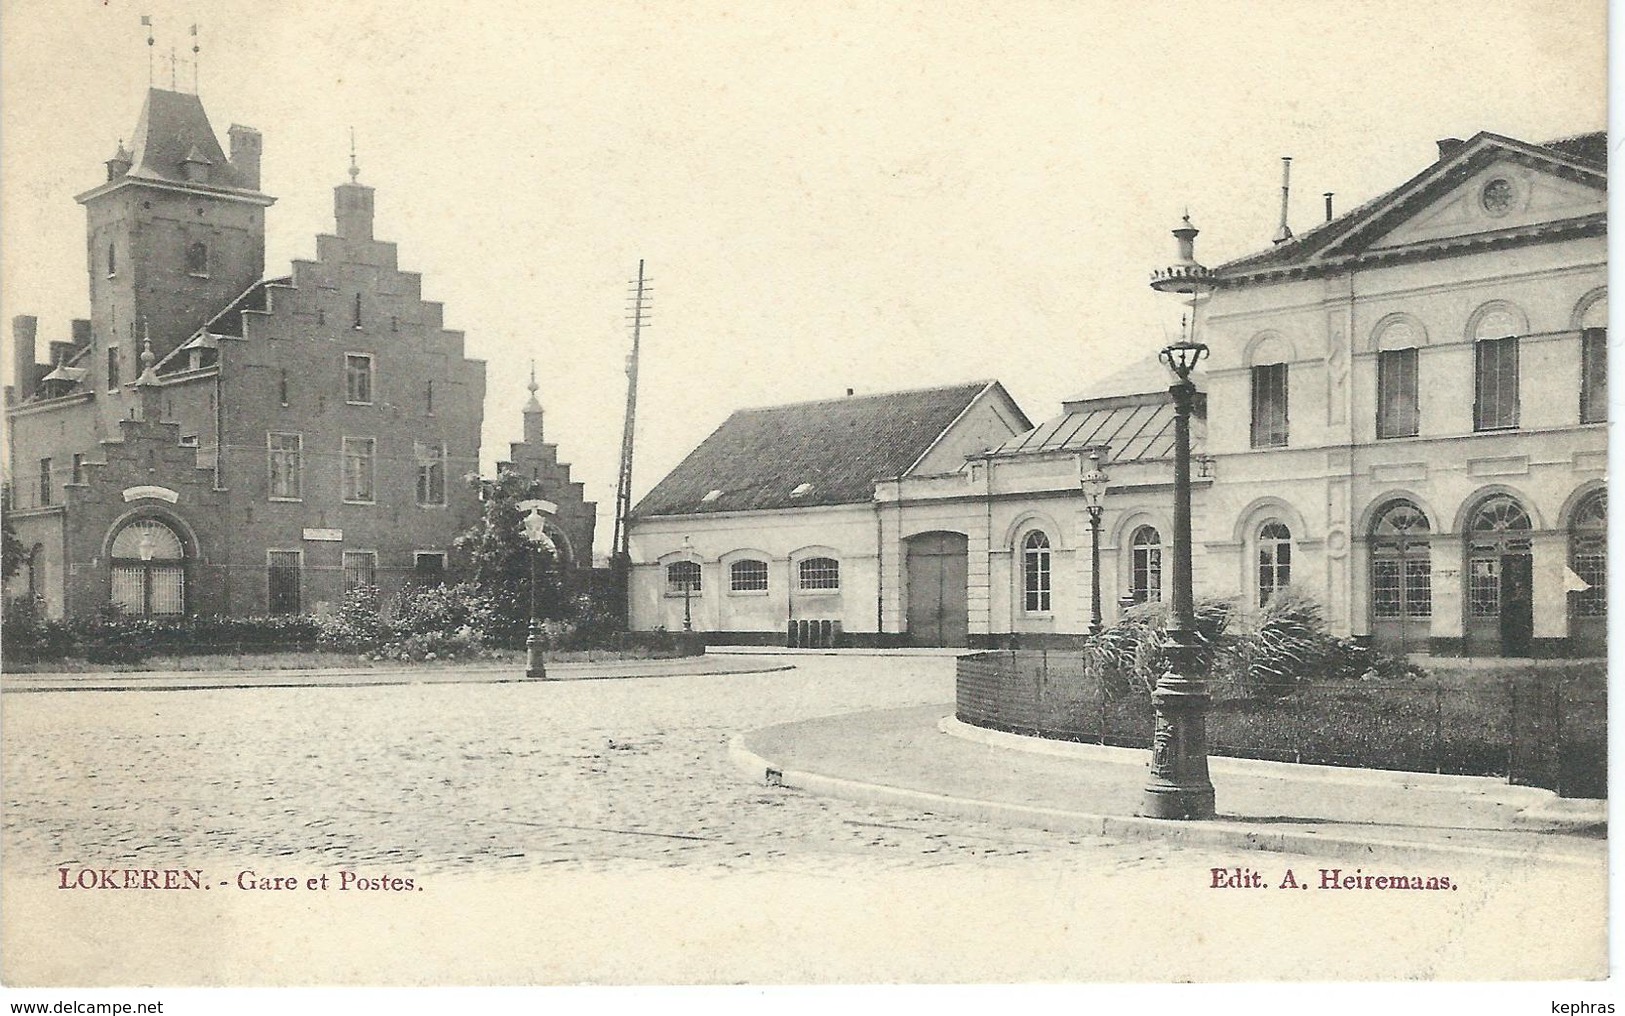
[0,0,1609,1007]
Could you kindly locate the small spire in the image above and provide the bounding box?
[348,127,359,182]
[135,324,159,385]
[523,359,543,413]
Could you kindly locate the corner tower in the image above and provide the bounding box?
[73,88,275,397]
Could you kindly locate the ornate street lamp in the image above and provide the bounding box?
[1079,449,1110,635]
[1142,212,1216,820]
[680,535,696,633]
[518,498,558,680]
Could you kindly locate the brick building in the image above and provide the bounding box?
[4,86,488,618]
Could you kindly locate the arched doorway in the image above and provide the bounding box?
[1568,489,1606,656]
[1368,501,1431,654]
[905,531,968,647]
[109,517,187,616]
[1464,494,1532,657]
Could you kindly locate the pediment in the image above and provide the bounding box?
[1363,158,1604,251]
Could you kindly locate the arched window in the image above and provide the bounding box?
[798,557,840,591]
[666,560,701,595]
[185,241,209,277]
[1370,501,1431,635]
[730,559,769,593]
[1022,531,1051,612]
[1130,526,1162,604]
[109,518,186,616]
[1257,522,1292,606]
[1466,495,1532,620]
[1569,490,1606,622]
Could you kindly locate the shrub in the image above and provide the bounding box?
[1089,589,1418,699]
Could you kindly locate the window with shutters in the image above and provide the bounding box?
[1474,336,1519,431]
[1377,347,1419,438]
[1250,362,1289,448]
[1581,327,1607,425]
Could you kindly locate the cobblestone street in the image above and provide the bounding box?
[2,657,1176,878]
[2,656,1603,985]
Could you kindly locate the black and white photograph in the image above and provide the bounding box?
[0,0,1611,1010]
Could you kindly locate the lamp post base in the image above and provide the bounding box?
[1137,674,1216,820]
[525,623,546,680]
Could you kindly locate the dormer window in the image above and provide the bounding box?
[791,483,814,498]
[185,241,209,277]
[702,489,723,503]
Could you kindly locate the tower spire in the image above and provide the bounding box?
[348,127,359,182]
[523,359,542,413]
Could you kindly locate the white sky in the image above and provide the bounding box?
[0,1,1606,552]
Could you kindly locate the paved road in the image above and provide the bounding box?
[2,656,1172,877]
[2,656,1603,984]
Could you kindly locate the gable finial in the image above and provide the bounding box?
[523,358,543,413]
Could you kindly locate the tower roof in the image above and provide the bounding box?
[121,88,256,191]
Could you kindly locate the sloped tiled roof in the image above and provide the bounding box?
[1214,130,1606,279]
[987,397,1205,464]
[126,88,257,191]
[635,381,1001,516]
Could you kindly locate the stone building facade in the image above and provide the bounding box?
[5,86,488,618]
[626,129,1605,657]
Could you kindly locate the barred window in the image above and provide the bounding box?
[345,353,374,405]
[267,550,301,615]
[1131,526,1162,604]
[667,560,702,594]
[730,559,769,592]
[1022,531,1051,612]
[342,437,375,503]
[414,552,447,585]
[343,551,377,592]
[268,433,302,500]
[1474,336,1519,430]
[415,440,446,506]
[1570,490,1607,618]
[1377,347,1419,438]
[1468,558,1500,618]
[1250,362,1289,448]
[798,557,840,591]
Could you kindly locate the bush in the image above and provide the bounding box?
[1090,589,1418,698]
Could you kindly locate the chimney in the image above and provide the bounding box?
[1436,138,1465,162]
[228,125,262,190]
[1324,193,1334,222]
[845,388,854,396]
[1272,157,1293,245]
[12,316,38,403]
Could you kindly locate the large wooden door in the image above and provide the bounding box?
[906,532,968,647]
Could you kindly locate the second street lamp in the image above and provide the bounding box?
[518,497,558,680]
[1080,449,1109,636]
[680,535,696,633]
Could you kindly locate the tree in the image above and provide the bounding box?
[451,470,565,644]
[1,514,25,582]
